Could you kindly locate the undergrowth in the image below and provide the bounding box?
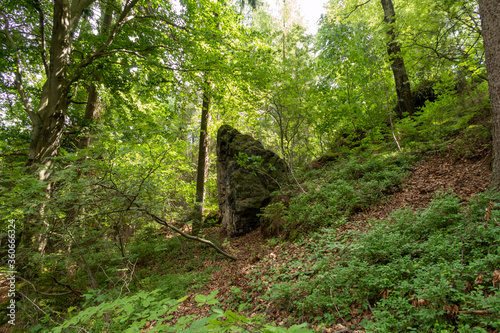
[261,153,416,239]
[251,191,500,332]
[51,289,315,332]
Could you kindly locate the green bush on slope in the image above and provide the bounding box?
[261,153,415,238]
[258,191,500,332]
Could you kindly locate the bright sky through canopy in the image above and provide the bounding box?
[297,0,329,34]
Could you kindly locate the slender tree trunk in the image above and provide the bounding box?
[192,78,212,234]
[63,3,110,243]
[380,0,415,118]
[78,83,102,149]
[477,0,500,189]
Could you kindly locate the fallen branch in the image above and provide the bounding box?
[141,209,238,261]
[96,181,238,261]
[17,276,73,297]
[53,277,82,297]
[458,310,495,315]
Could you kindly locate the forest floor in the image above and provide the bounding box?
[172,148,491,333]
[0,148,491,333]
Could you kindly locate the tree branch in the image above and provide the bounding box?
[0,11,42,129]
[32,0,49,76]
[70,0,97,32]
[141,209,238,261]
[345,0,374,19]
[17,276,73,297]
[70,0,140,83]
[96,178,238,261]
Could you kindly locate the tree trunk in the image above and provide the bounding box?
[28,0,74,179]
[192,78,212,234]
[380,0,415,118]
[24,0,104,252]
[62,82,101,228]
[477,0,500,188]
[78,83,102,149]
[20,0,74,253]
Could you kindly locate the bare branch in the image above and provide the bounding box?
[345,0,374,19]
[142,210,238,261]
[17,276,73,297]
[96,180,238,261]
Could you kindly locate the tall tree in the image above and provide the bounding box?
[0,0,192,251]
[477,0,500,188]
[192,77,212,233]
[380,0,415,118]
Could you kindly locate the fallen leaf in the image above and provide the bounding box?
[443,304,459,316]
[493,270,500,287]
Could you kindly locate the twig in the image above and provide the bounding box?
[330,287,352,332]
[99,265,116,289]
[365,296,374,314]
[18,291,61,326]
[53,277,82,297]
[345,0,374,19]
[17,276,73,296]
[286,162,306,194]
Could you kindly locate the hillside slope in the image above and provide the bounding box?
[174,148,493,332]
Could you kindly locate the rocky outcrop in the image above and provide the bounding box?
[217,125,287,237]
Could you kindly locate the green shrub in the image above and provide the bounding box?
[252,191,500,332]
[53,290,315,333]
[261,153,415,237]
[316,191,500,331]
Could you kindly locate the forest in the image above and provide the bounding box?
[0,0,499,332]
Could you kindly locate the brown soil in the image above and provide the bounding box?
[1,149,491,333]
[351,152,491,223]
[174,151,492,332]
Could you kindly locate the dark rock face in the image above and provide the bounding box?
[217,125,287,237]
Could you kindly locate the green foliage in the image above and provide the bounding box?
[396,79,491,151]
[257,191,500,331]
[236,152,265,172]
[261,153,415,237]
[53,289,182,333]
[53,289,315,333]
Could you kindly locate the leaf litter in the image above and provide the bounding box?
[173,150,492,332]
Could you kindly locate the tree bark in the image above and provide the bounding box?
[380,0,415,118]
[30,0,74,180]
[192,78,212,234]
[477,0,500,189]
[78,83,102,149]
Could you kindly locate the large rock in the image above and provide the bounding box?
[217,125,287,237]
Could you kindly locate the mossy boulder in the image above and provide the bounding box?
[217,125,287,237]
